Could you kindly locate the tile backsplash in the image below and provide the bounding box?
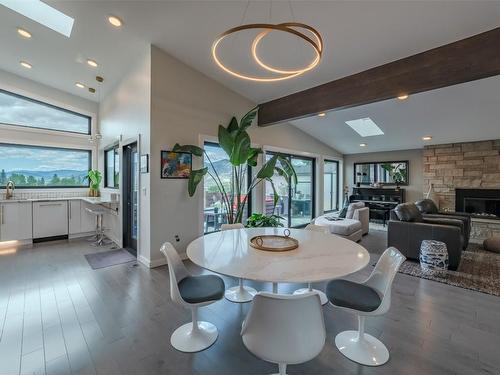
[1,190,89,200]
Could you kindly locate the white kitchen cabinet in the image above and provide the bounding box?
[80,201,97,233]
[33,201,68,239]
[68,200,81,235]
[0,202,33,241]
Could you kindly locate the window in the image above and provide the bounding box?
[324,160,339,212]
[104,145,119,188]
[265,152,316,228]
[203,142,251,233]
[0,89,91,135]
[0,143,91,188]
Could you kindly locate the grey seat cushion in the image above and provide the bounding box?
[394,203,423,222]
[484,237,500,253]
[326,279,381,312]
[178,275,225,304]
[314,216,362,236]
[415,199,439,214]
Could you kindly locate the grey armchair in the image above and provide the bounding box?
[415,199,471,248]
[388,203,464,270]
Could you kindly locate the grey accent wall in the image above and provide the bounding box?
[344,149,423,203]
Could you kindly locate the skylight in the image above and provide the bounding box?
[345,117,384,137]
[0,0,74,37]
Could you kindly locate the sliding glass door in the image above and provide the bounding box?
[265,152,315,228]
[203,142,251,233]
[323,160,339,212]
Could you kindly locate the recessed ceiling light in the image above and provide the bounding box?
[108,15,122,27]
[318,112,326,117]
[422,136,433,141]
[17,28,32,38]
[20,61,32,69]
[75,82,85,89]
[397,94,409,100]
[359,143,367,147]
[87,59,98,68]
[345,117,384,137]
[1,0,74,37]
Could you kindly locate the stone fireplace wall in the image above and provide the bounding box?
[423,139,500,242]
[423,140,500,210]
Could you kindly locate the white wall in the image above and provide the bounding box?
[149,45,341,265]
[344,149,423,203]
[98,45,151,263]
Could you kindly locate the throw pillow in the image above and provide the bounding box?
[338,206,348,218]
[345,202,365,219]
[394,203,423,222]
[415,199,439,214]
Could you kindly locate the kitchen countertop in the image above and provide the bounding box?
[0,197,119,204]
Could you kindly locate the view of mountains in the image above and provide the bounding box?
[0,169,88,186]
[3,169,87,179]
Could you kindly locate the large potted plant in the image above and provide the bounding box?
[173,107,297,224]
[246,213,284,228]
[86,169,102,197]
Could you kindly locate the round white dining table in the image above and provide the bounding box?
[186,227,370,303]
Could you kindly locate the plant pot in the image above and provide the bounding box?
[89,188,100,197]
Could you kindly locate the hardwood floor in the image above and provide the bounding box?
[0,232,499,375]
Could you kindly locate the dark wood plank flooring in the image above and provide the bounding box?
[0,231,499,375]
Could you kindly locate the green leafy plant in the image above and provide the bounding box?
[86,169,102,191]
[173,107,297,224]
[381,163,407,185]
[246,213,284,228]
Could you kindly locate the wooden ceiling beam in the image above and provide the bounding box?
[258,27,500,126]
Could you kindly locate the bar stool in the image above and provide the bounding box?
[85,207,110,246]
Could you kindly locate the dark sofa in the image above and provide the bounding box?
[387,202,464,270]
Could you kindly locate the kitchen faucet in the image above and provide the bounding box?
[5,180,14,199]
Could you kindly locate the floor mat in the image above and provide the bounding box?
[84,248,136,270]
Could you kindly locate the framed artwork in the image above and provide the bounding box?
[140,154,149,174]
[160,150,192,179]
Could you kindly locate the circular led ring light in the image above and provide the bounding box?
[251,23,323,75]
[212,23,323,82]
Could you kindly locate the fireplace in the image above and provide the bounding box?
[455,188,500,219]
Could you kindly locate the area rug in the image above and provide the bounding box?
[398,243,500,297]
[369,222,388,232]
[85,249,136,270]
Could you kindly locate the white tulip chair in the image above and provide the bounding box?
[220,223,258,303]
[160,242,225,352]
[292,223,330,305]
[241,292,326,375]
[326,247,405,366]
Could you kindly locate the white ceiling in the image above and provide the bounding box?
[291,75,500,154]
[0,1,499,104]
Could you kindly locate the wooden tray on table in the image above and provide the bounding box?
[249,229,299,252]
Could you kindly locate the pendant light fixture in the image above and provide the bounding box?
[89,75,103,143]
[211,1,323,82]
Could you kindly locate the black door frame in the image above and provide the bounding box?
[122,142,138,255]
[266,151,316,228]
[324,159,340,213]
